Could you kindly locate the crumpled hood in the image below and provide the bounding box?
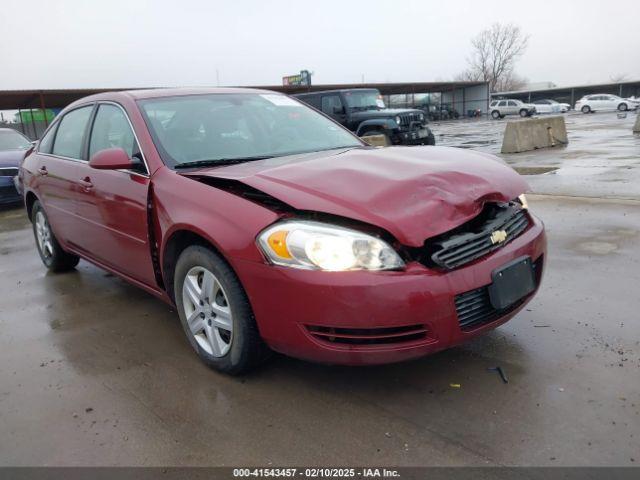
[182,146,529,246]
[0,149,25,168]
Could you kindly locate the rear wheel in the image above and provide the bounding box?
[491,110,501,119]
[31,200,79,272]
[174,245,269,375]
[618,103,628,111]
[581,105,591,114]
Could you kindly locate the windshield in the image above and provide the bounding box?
[343,90,385,111]
[139,93,362,167]
[0,129,31,151]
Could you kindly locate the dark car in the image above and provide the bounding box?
[20,88,545,375]
[294,88,436,146]
[0,128,32,205]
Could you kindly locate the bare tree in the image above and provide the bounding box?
[458,23,529,92]
[610,73,629,83]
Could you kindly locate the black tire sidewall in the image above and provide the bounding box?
[582,106,590,113]
[173,245,263,374]
[618,103,627,111]
[491,111,500,119]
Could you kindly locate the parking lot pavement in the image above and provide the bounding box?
[436,111,640,200]
[0,113,639,467]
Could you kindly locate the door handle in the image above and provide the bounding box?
[38,166,48,176]
[79,177,94,191]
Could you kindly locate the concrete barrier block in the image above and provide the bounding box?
[634,114,640,133]
[501,116,568,154]
[360,134,389,147]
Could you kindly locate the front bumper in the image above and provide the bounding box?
[234,215,546,365]
[0,177,21,205]
[391,126,433,145]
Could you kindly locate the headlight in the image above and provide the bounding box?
[257,220,404,271]
[395,116,402,125]
[518,194,529,209]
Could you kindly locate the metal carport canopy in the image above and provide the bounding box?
[0,81,488,110]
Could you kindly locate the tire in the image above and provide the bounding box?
[425,131,436,146]
[618,103,628,112]
[491,110,501,119]
[581,105,591,114]
[31,200,79,272]
[174,245,269,375]
[519,109,529,118]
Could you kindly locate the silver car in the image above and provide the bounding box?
[489,99,536,119]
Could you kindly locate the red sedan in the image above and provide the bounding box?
[19,88,546,374]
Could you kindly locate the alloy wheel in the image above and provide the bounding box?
[35,211,53,259]
[182,266,233,357]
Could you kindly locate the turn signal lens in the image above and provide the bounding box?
[267,230,292,259]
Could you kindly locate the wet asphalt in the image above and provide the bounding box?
[0,111,639,466]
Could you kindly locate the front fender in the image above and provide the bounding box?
[356,119,398,136]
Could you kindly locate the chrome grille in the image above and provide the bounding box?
[425,202,530,270]
[0,167,18,177]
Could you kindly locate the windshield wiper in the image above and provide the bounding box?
[174,155,274,169]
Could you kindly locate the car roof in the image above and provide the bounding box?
[65,87,280,108]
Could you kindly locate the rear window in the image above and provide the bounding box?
[0,129,31,151]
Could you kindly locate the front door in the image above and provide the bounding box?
[73,103,156,286]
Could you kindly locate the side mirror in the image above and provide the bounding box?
[89,148,134,170]
[333,105,345,115]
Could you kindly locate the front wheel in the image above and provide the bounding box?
[174,245,269,375]
[491,110,501,119]
[31,200,79,272]
[519,109,529,117]
[581,105,591,114]
[425,131,436,146]
[618,103,628,112]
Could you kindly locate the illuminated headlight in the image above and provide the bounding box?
[518,194,529,210]
[395,116,402,125]
[257,221,404,271]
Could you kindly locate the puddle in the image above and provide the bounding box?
[513,166,558,175]
[576,241,618,255]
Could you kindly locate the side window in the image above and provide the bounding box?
[507,100,517,106]
[498,101,507,107]
[302,95,321,109]
[89,104,140,161]
[38,123,58,154]
[52,106,93,159]
[321,95,343,115]
[490,101,498,107]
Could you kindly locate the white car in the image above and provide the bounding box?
[575,94,638,113]
[489,99,536,119]
[532,99,565,114]
[559,103,571,112]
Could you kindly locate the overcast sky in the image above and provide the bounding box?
[2,0,639,90]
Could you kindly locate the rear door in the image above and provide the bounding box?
[506,100,518,115]
[36,105,93,245]
[73,102,156,286]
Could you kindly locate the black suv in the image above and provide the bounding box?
[294,89,435,146]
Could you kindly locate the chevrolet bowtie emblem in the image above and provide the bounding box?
[490,230,508,245]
